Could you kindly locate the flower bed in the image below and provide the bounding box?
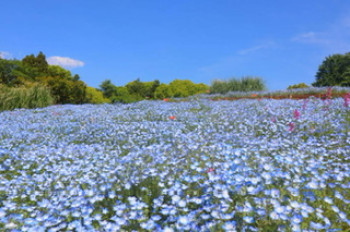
[0,98,349,231]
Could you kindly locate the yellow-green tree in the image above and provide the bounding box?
[86,87,110,104]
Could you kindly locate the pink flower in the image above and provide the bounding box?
[289,122,295,132]
[293,109,301,119]
[271,117,277,123]
[206,168,215,173]
[344,93,350,107]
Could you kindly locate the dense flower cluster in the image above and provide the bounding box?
[0,98,349,231]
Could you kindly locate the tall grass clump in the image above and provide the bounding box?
[210,76,266,94]
[0,84,54,111]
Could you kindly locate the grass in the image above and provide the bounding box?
[210,76,266,94]
[0,84,54,111]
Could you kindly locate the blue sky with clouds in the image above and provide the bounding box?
[1,0,350,90]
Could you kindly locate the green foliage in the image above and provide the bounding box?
[210,76,266,94]
[112,86,141,103]
[313,52,350,87]
[0,52,91,105]
[99,80,141,103]
[0,84,54,111]
[85,87,111,104]
[99,79,118,99]
[126,78,146,97]
[168,79,198,97]
[287,83,309,89]
[21,51,49,79]
[47,65,72,79]
[37,76,87,104]
[154,83,173,99]
[0,58,19,86]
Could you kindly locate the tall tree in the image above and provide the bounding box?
[0,59,18,85]
[313,52,350,87]
[99,79,118,99]
[22,51,49,79]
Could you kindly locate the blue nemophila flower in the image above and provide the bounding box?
[178,215,191,225]
[163,226,175,232]
[243,216,254,223]
[324,196,333,204]
[1,97,350,230]
[222,221,237,231]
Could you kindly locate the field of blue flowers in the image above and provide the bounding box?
[0,97,350,231]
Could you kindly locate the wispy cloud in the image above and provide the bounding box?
[291,31,330,45]
[237,41,276,55]
[291,14,350,53]
[0,51,12,59]
[47,56,85,68]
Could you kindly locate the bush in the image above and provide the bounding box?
[154,83,173,99]
[287,83,309,90]
[0,84,54,111]
[210,76,266,94]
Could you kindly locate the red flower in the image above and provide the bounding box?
[163,98,169,102]
[169,116,176,120]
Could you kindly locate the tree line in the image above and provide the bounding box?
[0,52,209,105]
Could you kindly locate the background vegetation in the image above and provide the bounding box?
[0,84,54,111]
[1,51,350,111]
[209,76,266,94]
[287,83,309,90]
[0,52,209,110]
[313,52,350,87]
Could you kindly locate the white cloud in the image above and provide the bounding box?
[0,51,12,59]
[47,56,85,68]
[237,41,276,55]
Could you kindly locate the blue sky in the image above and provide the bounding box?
[1,0,350,90]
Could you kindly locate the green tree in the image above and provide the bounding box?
[313,52,350,87]
[86,87,110,104]
[168,79,202,97]
[154,83,173,99]
[37,76,87,104]
[99,79,118,99]
[142,80,160,98]
[0,59,18,86]
[22,51,49,78]
[47,65,72,79]
[113,86,140,103]
[125,79,147,98]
